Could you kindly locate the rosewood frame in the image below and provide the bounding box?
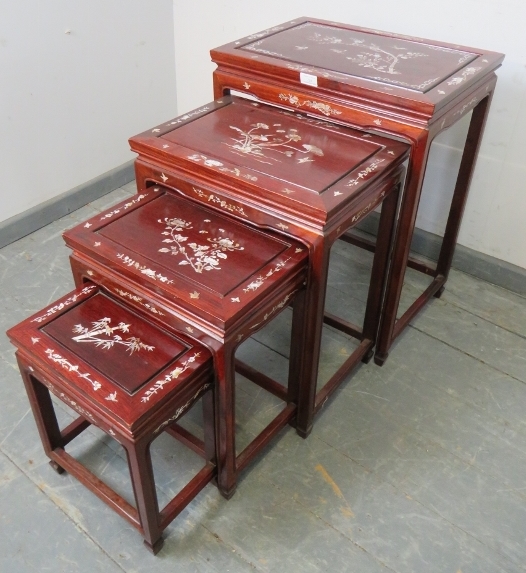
[64,191,310,498]
[131,160,405,439]
[210,17,502,364]
[7,286,216,554]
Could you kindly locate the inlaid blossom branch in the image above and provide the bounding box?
[142,353,201,403]
[72,318,155,354]
[158,217,244,273]
[225,122,324,164]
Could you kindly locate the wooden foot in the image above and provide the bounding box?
[434,285,446,299]
[49,460,65,474]
[374,352,388,367]
[144,536,164,555]
[219,484,237,500]
[361,348,374,364]
[296,424,313,440]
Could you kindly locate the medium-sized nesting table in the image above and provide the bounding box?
[127,95,409,437]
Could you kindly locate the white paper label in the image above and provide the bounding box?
[300,72,318,87]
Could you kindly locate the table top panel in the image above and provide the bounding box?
[42,291,187,394]
[240,21,477,93]
[129,97,409,227]
[7,284,213,431]
[63,191,307,331]
[98,193,288,297]
[162,98,378,193]
[211,18,504,117]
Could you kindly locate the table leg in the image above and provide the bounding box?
[16,354,65,467]
[295,239,331,439]
[375,91,494,365]
[434,93,494,287]
[362,182,401,346]
[212,344,237,499]
[374,131,431,365]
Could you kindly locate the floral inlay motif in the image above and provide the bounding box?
[278,93,342,117]
[192,187,247,217]
[454,97,478,117]
[113,288,165,316]
[282,25,476,91]
[158,216,244,273]
[447,67,481,86]
[242,259,289,293]
[105,392,118,402]
[142,353,201,403]
[99,194,149,222]
[71,318,155,354]
[116,254,173,284]
[31,286,96,323]
[246,26,285,40]
[167,106,210,126]
[308,32,428,75]
[346,159,385,187]
[45,349,102,392]
[249,293,293,331]
[188,154,258,181]
[47,383,97,423]
[154,383,211,434]
[225,121,324,165]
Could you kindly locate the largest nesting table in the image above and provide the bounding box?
[128,95,409,438]
[210,17,504,363]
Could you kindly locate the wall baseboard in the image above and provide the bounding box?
[357,213,526,297]
[0,161,135,249]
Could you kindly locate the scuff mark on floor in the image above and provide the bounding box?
[315,464,355,518]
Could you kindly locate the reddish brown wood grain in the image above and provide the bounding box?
[7,285,216,554]
[126,97,408,439]
[64,190,310,498]
[210,20,503,364]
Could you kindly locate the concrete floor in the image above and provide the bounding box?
[1,182,526,573]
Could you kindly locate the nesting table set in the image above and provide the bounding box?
[7,18,503,553]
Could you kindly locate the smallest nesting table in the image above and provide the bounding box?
[7,284,215,553]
